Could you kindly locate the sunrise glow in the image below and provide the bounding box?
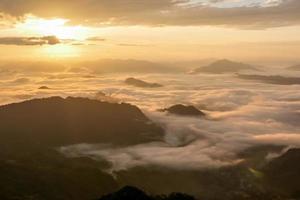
[16,16,89,40]
[0,1,300,199]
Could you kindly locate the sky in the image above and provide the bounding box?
[0,0,300,63]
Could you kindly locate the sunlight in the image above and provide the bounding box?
[17,16,88,40]
[40,44,81,58]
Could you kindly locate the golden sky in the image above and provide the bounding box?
[0,0,300,63]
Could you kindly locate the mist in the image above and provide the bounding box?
[1,59,299,174]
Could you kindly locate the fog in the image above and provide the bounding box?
[1,60,300,173]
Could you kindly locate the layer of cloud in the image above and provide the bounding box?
[1,62,300,172]
[0,36,60,46]
[86,37,107,42]
[0,0,299,28]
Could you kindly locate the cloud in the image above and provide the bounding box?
[1,62,300,172]
[60,105,300,172]
[11,77,31,84]
[195,89,255,111]
[0,61,66,73]
[55,71,300,172]
[86,37,107,41]
[0,35,60,46]
[0,0,300,28]
[254,133,300,146]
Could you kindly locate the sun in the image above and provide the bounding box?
[17,16,88,40]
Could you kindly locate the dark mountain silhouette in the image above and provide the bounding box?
[125,78,163,88]
[191,59,259,74]
[98,186,196,200]
[0,96,163,147]
[287,64,300,71]
[0,97,298,200]
[114,164,282,200]
[38,86,51,89]
[98,186,153,200]
[263,148,300,198]
[237,74,300,85]
[160,104,205,117]
[0,149,118,200]
[0,142,294,200]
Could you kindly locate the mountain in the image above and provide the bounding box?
[237,74,300,85]
[287,64,300,71]
[38,86,51,89]
[190,59,259,74]
[0,96,163,147]
[0,97,164,199]
[160,104,205,117]
[263,148,300,198]
[1,97,298,200]
[125,78,163,88]
[0,149,118,200]
[98,186,195,200]
[114,164,280,200]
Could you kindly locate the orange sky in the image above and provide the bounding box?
[0,1,300,63]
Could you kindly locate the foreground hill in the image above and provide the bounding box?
[98,186,195,200]
[0,96,163,147]
[263,148,300,198]
[1,146,299,200]
[0,150,118,200]
[0,97,299,200]
[190,59,259,74]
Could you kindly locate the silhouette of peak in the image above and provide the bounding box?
[191,59,258,74]
[118,186,145,193]
[0,97,163,147]
[214,59,234,64]
[161,104,205,117]
[116,186,151,199]
[38,86,50,89]
[125,77,163,88]
[99,186,151,200]
[98,186,196,200]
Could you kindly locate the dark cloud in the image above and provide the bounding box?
[0,0,299,28]
[0,35,60,46]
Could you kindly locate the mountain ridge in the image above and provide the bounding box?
[190,59,259,74]
[0,96,164,147]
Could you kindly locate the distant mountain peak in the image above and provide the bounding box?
[125,77,163,88]
[190,59,259,74]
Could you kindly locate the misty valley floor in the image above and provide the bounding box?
[0,65,300,200]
